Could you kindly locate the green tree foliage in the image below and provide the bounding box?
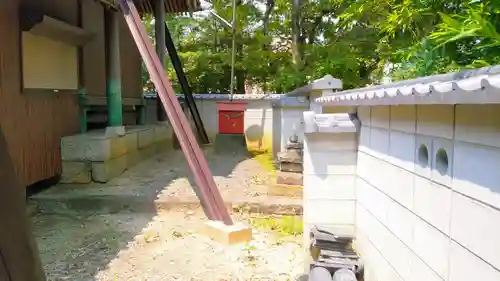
[143,0,500,94]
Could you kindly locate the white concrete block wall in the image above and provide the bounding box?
[354,104,500,281]
[303,132,358,247]
[184,99,276,151]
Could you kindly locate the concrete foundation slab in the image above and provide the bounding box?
[203,220,252,244]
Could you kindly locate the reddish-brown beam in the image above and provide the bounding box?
[117,0,233,225]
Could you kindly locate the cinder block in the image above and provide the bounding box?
[449,241,500,281]
[385,164,414,210]
[409,253,443,281]
[371,106,390,129]
[304,133,357,153]
[356,152,372,180]
[368,127,390,161]
[304,199,355,226]
[203,220,252,244]
[450,192,500,270]
[356,178,391,226]
[384,229,413,281]
[390,105,417,133]
[416,105,454,139]
[455,104,500,148]
[452,141,500,209]
[413,218,450,279]
[355,203,371,239]
[91,154,128,183]
[357,106,371,126]
[303,151,357,176]
[359,125,371,153]
[364,210,390,263]
[414,176,451,234]
[60,161,91,184]
[303,174,355,200]
[386,200,415,248]
[388,130,416,172]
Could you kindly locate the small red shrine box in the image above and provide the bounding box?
[217,102,247,134]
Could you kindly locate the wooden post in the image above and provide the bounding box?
[0,127,46,280]
[154,0,167,122]
[106,10,124,128]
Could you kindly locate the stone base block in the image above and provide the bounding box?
[60,161,91,184]
[268,184,303,198]
[277,171,303,186]
[61,125,174,184]
[203,220,252,244]
[92,154,128,183]
[279,162,303,173]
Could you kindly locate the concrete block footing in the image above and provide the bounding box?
[276,171,303,186]
[61,125,173,183]
[203,220,253,244]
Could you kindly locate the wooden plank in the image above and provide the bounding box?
[0,127,46,281]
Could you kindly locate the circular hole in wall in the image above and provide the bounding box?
[435,148,449,176]
[417,144,429,168]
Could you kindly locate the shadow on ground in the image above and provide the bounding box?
[30,146,301,280]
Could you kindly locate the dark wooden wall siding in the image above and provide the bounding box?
[119,16,143,99]
[1,0,80,186]
[83,0,107,97]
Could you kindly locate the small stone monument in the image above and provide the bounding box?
[276,132,303,185]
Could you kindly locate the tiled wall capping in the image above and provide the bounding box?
[303,111,357,134]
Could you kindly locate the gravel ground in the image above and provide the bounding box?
[32,148,305,280]
[34,210,304,281]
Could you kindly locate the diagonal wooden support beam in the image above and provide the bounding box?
[0,126,46,281]
[117,0,233,225]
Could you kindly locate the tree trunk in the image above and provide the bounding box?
[0,126,46,281]
[291,0,303,69]
[262,0,275,92]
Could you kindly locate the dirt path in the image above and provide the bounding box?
[31,148,304,280]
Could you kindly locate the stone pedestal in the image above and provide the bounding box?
[276,134,304,185]
[203,220,252,244]
[61,124,173,184]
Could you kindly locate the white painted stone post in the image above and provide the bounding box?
[302,111,358,271]
[308,75,342,114]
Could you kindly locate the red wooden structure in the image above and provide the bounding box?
[217,102,246,134]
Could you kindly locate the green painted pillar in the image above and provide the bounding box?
[107,11,123,127]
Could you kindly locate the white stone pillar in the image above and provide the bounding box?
[302,111,358,271]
